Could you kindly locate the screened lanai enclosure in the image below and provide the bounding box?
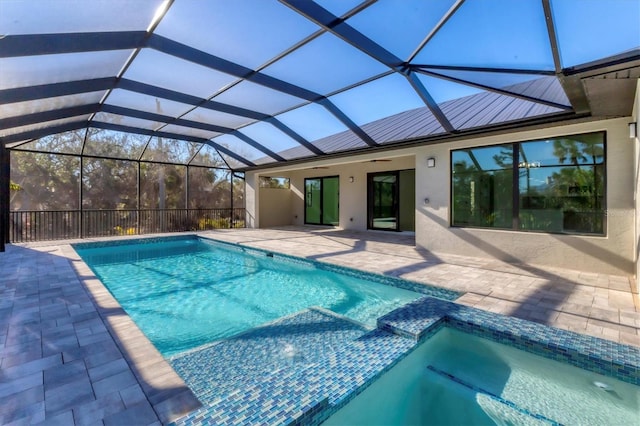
[1,0,639,250]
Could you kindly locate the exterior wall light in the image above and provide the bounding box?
[630,122,637,139]
[349,176,354,183]
[427,157,436,168]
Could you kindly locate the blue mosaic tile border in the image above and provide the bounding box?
[378,297,640,386]
[71,233,198,249]
[198,235,461,301]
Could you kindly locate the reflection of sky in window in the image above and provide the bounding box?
[519,167,560,193]
[329,74,425,125]
[347,0,457,60]
[521,138,604,166]
[155,0,319,69]
[551,0,640,67]
[276,103,349,142]
[453,145,512,171]
[472,145,512,170]
[414,0,553,69]
[263,33,388,95]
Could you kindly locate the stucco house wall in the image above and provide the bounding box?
[415,117,634,276]
[246,117,636,278]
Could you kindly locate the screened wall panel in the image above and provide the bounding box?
[84,129,150,159]
[190,144,229,168]
[233,173,245,209]
[13,129,86,155]
[140,163,187,209]
[141,137,201,164]
[10,152,80,211]
[82,158,137,209]
[188,168,231,209]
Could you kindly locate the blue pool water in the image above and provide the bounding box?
[323,327,640,425]
[74,236,452,356]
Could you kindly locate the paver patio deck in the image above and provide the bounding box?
[1,226,638,424]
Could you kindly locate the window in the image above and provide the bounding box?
[259,176,290,189]
[451,132,605,235]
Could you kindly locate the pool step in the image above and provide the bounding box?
[426,365,561,425]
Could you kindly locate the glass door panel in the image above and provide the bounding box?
[305,176,339,226]
[322,177,339,225]
[305,178,321,224]
[398,169,415,232]
[369,172,398,230]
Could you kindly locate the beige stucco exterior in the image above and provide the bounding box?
[247,116,637,280]
[633,79,640,292]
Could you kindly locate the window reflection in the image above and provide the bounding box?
[518,135,604,234]
[451,132,605,235]
[452,145,513,229]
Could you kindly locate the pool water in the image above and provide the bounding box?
[323,327,640,425]
[75,236,430,356]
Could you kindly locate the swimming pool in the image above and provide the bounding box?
[323,327,640,425]
[73,235,458,356]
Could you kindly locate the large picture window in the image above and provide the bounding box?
[451,132,605,235]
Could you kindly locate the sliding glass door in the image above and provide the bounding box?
[305,176,339,226]
[368,170,415,231]
[369,173,398,230]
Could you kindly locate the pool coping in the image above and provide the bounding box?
[65,241,203,424]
